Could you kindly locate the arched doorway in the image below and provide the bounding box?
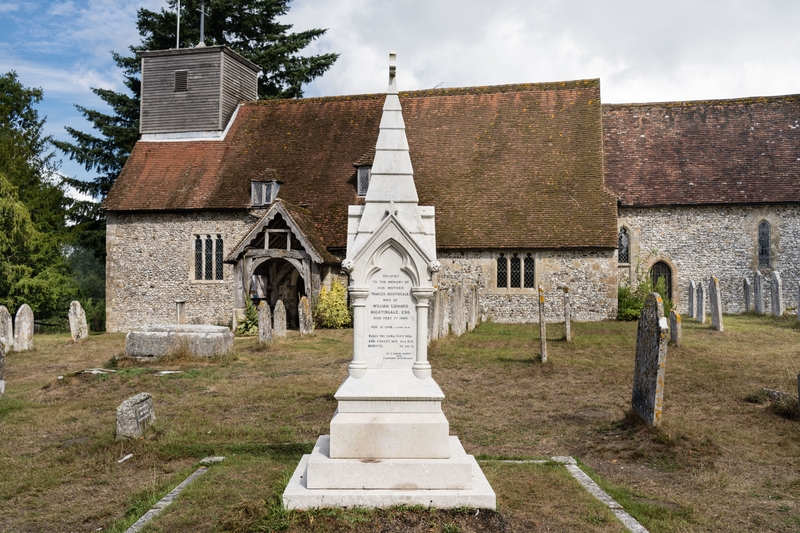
[250,258,306,329]
[650,261,672,300]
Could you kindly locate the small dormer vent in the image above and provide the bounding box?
[174,70,188,92]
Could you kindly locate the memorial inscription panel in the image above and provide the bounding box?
[365,250,415,368]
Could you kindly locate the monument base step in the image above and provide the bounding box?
[307,435,472,489]
[330,411,449,458]
[283,436,496,510]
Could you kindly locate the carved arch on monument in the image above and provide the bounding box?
[363,240,421,287]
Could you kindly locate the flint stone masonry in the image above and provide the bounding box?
[125,325,233,358]
[669,310,681,346]
[754,271,765,314]
[0,305,12,352]
[771,271,784,317]
[14,304,33,352]
[687,281,695,318]
[273,301,287,338]
[696,283,706,324]
[709,276,723,332]
[743,278,752,313]
[69,301,89,341]
[619,205,800,315]
[116,392,156,440]
[299,296,313,335]
[632,293,669,427]
[258,302,272,344]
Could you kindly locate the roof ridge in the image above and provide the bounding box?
[603,93,800,110]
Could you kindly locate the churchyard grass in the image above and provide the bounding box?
[1,316,799,532]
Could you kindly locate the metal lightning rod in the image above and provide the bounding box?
[176,0,180,48]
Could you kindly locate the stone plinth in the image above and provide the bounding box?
[125,324,233,358]
[116,392,155,440]
[69,301,89,342]
[632,293,668,426]
[14,304,33,352]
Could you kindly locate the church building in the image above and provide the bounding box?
[102,46,800,331]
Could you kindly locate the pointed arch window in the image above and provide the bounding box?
[618,227,630,264]
[758,220,770,269]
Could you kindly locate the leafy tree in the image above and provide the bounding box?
[55,0,338,260]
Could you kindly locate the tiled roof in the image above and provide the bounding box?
[104,79,617,250]
[603,95,800,206]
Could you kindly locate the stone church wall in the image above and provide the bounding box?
[619,205,800,315]
[436,249,618,322]
[106,211,256,332]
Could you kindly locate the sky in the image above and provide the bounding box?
[2,0,800,186]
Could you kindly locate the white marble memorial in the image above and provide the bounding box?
[283,53,495,510]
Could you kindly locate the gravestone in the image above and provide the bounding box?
[438,287,450,337]
[14,304,34,352]
[538,285,547,363]
[563,286,571,342]
[451,284,465,337]
[0,341,5,395]
[258,301,272,345]
[687,281,695,318]
[273,300,287,338]
[284,53,495,510]
[0,305,12,353]
[754,271,765,314]
[696,282,706,324]
[743,278,752,313]
[116,392,156,440]
[709,276,723,332]
[428,288,441,342]
[669,309,681,346]
[631,293,669,427]
[68,301,89,342]
[771,271,784,317]
[467,286,477,332]
[299,296,313,335]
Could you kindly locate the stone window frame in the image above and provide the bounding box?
[643,254,678,305]
[494,251,539,292]
[618,226,631,265]
[616,222,638,284]
[748,210,781,272]
[190,233,225,282]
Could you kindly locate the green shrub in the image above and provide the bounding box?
[314,279,352,329]
[618,254,673,320]
[236,296,258,335]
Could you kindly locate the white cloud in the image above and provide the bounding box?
[0,3,20,13]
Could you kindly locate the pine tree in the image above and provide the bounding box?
[55,0,338,259]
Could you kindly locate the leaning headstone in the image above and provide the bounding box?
[13,304,34,351]
[743,278,752,313]
[771,271,784,317]
[563,286,572,342]
[687,281,695,318]
[299,296,313,335]
[258,302,272,345]
[116,392,156,440]
[68,301,89,342]
[538,284,547,363]
[669,309,682,346]
[709,276,723,331]
[631,293,669,427]
[696,282,706,324]
[754,271,765,315]
[0,305,12,352]
[273,300,287,338]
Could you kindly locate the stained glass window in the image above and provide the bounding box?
[510,253,521,288]
[618,227,629,264]
[497,254,507,288]
[758,220,770,268]
[524,253,535,288]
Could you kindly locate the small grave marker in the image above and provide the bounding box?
[538,284,547,363]
[687,281,695,318]
[696,282,706,324]
[116,392,156,440]
[299,296,313,335]
[743,278,752,313]
[68,301,89,342]
[273,300,287,338]
[563,286,571,342]
[0,305,12,352]
[258,301,272,345]
[669,309,681,346]
[0,341,5,395]
[771,271,784,317]
[754,271,765,315]
[631,293,669,427]
[13,304,33,351]
[709,276,723,331]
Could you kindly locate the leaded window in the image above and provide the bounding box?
[758,220,770,268]
[215,235,224,280]
[357,166,371,196]
[497,254,508,288]
[618,227,629,264]
[194,234,224,281]
[510,253,521,288]
[205,236,213,280]
[251,181,281,207]
[524,254,535,288]
[194,235,203,280]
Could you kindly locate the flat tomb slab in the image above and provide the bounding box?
[307,435,472,489]
[284,438,496,510]
[126,324,233,358]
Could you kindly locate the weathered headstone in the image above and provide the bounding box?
[258,301,272,345]
[696,282,706,324]
[743,278,752,313]
[13,304,33,351]
[428,287,441,342]
[563,286,571,342]
[116,392,156,440]
[669,309,681,346]
[284,54,495,510]
[68,301,89,342]
[687,281,695,318]
[709,276,723,331]
[273,300,287,338]
[754,270,765,315]
[0,305,12,353]
[0,341,5,395]
[299,296,313,335]
[451,284,465,337]
[467,286,477,332]
[771,271,784,317]
[538,284,547,363]
[438,287,450,337]
[631,293,669,427]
